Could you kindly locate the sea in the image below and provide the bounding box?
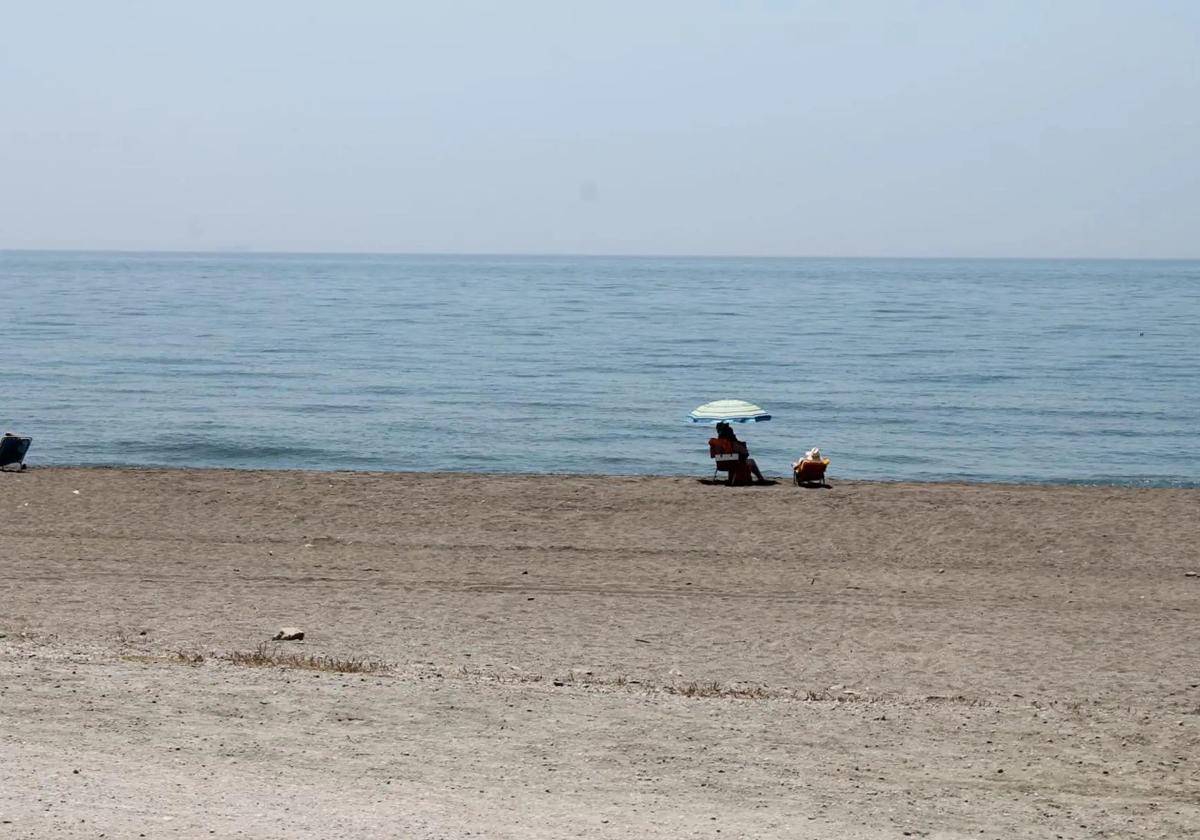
[1,251,1197,486]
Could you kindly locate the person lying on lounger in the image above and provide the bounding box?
[792,447,830,487]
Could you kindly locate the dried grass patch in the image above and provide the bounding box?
[665,680,771,699]
[166,643,392,674]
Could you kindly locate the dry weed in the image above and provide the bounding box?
[222,643,391,673]
[666,680,771,699]
[164,643,391,673]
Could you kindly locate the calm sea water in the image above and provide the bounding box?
[1,251,1197,486]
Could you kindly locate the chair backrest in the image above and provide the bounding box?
[0,435,32,467]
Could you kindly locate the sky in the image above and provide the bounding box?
[2,1,1198,258]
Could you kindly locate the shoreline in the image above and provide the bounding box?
[3,467,1197,837]
[10,463,1198,491]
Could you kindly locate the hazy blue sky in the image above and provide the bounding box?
[2,1,1197,257]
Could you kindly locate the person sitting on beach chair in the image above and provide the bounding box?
[709,422,765,486]
[792,447,830,488]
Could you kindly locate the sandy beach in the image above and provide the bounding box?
[1,468,1198,838]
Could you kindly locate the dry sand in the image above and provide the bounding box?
[1,468,1198,838]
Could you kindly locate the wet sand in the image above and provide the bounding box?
[1,468,1198,838]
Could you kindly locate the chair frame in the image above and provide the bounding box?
[711,452,743,484]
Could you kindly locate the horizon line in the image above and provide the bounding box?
[2,247,1199,262]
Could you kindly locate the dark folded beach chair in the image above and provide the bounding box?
[0,434,32,471]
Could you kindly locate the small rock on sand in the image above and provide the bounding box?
[272,627,305,641]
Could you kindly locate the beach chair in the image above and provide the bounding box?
[0,435,32,472]
[793,458,830,488]
[711,451,743,484]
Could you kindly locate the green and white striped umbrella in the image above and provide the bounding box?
[687,399,771,425]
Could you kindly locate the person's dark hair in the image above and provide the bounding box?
[716,422,737,441]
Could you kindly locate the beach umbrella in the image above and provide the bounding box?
[688,399,771,425]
